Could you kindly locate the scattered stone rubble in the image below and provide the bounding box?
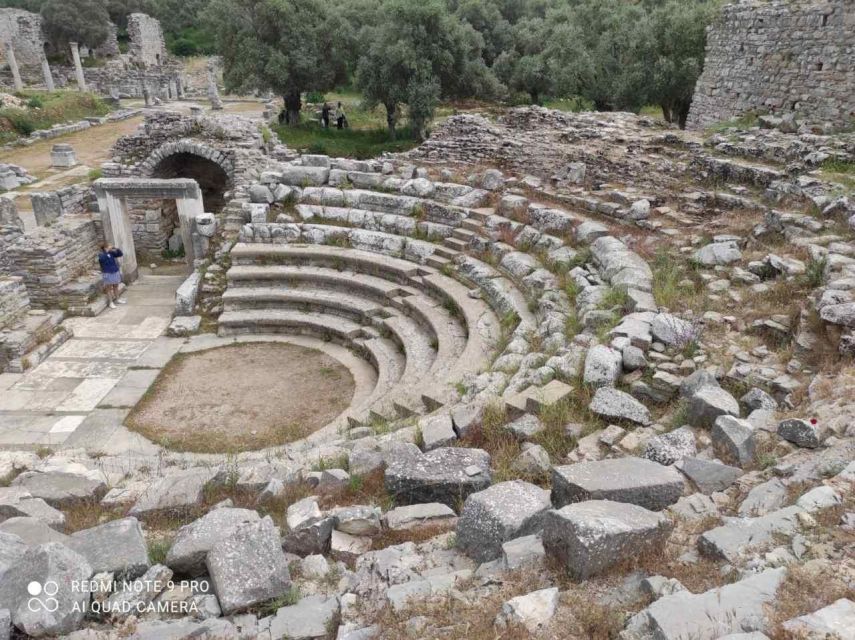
[0,89,854,640]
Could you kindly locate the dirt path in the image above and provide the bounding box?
[126,342,355,452]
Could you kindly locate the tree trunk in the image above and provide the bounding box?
[660,103,673,123]
[676,100,691,129]
[385,103,397,140]
[529,90,540,106]
[283,91,301,127]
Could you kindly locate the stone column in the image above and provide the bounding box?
[69,42,87,91]
[96,190,138,282]
[175,187,205,268]
[40,56,55,91]
[4,43,24,92]
[207,61,223,110]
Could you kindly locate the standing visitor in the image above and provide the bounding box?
[98,243,126,309]
[335,101,347,129]
[321,102,331,128]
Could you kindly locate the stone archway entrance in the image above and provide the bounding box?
[151,152,230,213]
[93,178,206,283]
[139,142,235,214]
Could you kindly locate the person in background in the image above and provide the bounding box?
[98,243,126,309]
[321,102,331,128]
[335,101,347,129]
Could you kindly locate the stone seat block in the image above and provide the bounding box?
[230,243,423,281]
[542,500,671,580]
[552,457,684,511]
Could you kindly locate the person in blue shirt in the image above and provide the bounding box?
[98,243,126,309]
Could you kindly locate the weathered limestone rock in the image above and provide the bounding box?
[418,414,457,451]
[282,497,335,557]
[174,272,201,316]
[495,587,559,633]
[166,508,261,576]
[67,517,149,578]
[129,468,216,516]
[738,478,788,517]
[0,542,91,637]
[740,387,778,411]
[457,480,551,562]
[795,486,842,513]
[0,518,68,547]
[383,503,457,531]
[676,457,742,494]
[777,418,825,448]
[511,444,551,476]
[693,241,741,266]
[583,345,623,387]
[698,506,803,562]
[711,416,756,466]
[0,488,65,530]
[542,500,670,580]
[687,385,739,428]
[260,595,340,640]
[501,533,545,570]
[0,531,26,574]
[106,563,172,621]
[552,458,684,511]
[384,444,491,508]
[623,569,785,640]
[782,598,855,639]
[11,472,106,508]
[206,516,291,615]
[589,386,652,425]
[643,427,696,466]
[331,505,381,536]
[651,313,696,347]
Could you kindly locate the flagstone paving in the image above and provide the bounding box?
[0,271,185,453]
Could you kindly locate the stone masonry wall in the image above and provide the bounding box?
[127,13,167,67]
[127,197,178,253]
[687,0,855,130]
[0,8,45,69]
[0,277,29,331]
[4,217,100,308]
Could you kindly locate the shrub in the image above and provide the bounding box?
[27,96,44,109]
[306,91,326,104]
[172,38,197,57]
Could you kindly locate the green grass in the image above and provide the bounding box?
[819,158,855,192]
[705,111,763,134]
[274,122,419,159]
[542,96,594,113]
[0,90,111,144]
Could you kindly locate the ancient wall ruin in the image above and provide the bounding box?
[127,197,179,253]
[127,13,167,67]
[688,0,855,130]
[0,8,45,68]
[4,217,100,308]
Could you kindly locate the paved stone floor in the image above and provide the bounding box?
[0,271,186,456]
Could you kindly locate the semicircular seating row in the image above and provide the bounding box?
[222,162,653,431]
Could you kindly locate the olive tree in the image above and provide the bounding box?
[356,0,497,140]
[203,0,347,125]
[40,0,112,53]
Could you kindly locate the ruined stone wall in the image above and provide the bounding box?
[127,13,166,67]
[688,0,855,130]
[127,197,178,253]
[4,217,101,308]
[0,8,45,69]
[0,277,29,331]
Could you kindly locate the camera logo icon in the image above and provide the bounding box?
[27,581,59,613]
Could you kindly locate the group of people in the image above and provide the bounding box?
[321,102,348,129]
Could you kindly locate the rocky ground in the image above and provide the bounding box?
[0,106,853,639]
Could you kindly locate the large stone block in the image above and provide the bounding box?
[542,500,670,580]
[456,480,551,562]
[206,516,291,615]
[552,457,684,511]
[67,517,149,578]
[384,444,491,508]
[0,542,92,637]
[166,507,261,576]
